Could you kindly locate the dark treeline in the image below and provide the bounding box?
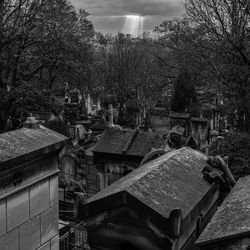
[156,0,250,132]
[0,0,250,132]
[0,0,94,131]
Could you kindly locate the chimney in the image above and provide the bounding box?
[23,116,40,129]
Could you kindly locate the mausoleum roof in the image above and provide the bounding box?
[196,175,250,247]
[0,126,69,172]
[80,147,213,220]
[92,128,163,157]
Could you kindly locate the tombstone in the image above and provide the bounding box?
[61,154,77,182]
[86,94,92,115]
[65,94,70,104]
[97,98,101,111]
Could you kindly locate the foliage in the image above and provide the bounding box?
[185,0,250,131]
[93,34,169,128]
[156,1,250,131]
[155,17,213,115]
[209,133,250,179]
[0,0,94,131]
[155,17,199,72]
[0,86,61,131]
[171,69,197,113]
[0,0,94,89]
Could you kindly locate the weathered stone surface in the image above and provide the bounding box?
[38,241,50,250]
[85,147,210,219]
[0,199,6,237]
[51,235,59,250]
[30,179,50,218]
[0,126,69,171]
[0,126,63,250]
[223,238,250,250]
[0,228,19,250]
[49,176,58,207]
[197,175,250,247]
[93,128,163,157]
[7,189,29,231]
[0,156,58,198]
[20,215,40,250]
[41,205,58,244]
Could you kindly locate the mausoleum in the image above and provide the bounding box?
[0,124,69,250]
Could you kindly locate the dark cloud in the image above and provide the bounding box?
[71,0,185,34]
[72,0,185,16]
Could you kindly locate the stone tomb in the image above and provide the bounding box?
[0,126,69,250]
[75,147,221,250]
[196,175,250,250]
[92,128,164,191]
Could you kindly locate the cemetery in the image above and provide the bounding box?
[1,0,250,249]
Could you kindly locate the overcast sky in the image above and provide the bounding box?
[71,0,185,35]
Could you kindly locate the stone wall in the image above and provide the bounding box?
[0,156,59,250]
[85,164,99,196]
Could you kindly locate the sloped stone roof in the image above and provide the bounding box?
[0,126,69,171]
[92,128,163,157]
[196,175,250,247]
[82,147,212,220]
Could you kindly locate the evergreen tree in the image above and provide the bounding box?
[171,70,196,113]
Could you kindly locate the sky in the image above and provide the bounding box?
[71,0,185,36]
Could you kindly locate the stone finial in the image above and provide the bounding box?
[23,116,40,129]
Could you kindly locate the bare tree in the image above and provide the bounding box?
[185,0,250,131]
[97,34,167,127]
[0,0,94,89]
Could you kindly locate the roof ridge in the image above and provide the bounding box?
[85,149,179,204]
[122,128,139,154]
[124,149,179,187]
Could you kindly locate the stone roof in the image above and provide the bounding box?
[0,126,69,172]
[196,175,250,247]
[191,117,208,123]
[169,112,191,120]
[81,147,212,220]
[92,128,163,157]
